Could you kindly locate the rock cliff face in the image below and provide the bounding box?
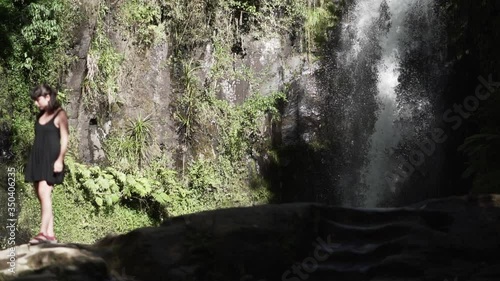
[2,194,500,281]
[62,1,316,164]
[64,0,101,163]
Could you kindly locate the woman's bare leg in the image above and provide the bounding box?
[36,180,54,237]
[47,212,54,237]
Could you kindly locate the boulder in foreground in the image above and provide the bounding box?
[1,194,500,281]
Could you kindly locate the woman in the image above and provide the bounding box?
[24,84,69,244]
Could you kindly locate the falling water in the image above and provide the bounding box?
[323,0,445,207]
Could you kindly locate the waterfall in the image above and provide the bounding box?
[322,0,445,207]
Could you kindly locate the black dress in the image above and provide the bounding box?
[24,109,65,185]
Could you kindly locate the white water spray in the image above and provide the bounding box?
[333,0,438,207]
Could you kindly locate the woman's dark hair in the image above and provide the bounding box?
[31,84,61,113]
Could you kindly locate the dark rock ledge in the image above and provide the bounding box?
[1,194,500,281]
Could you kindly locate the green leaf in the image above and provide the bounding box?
[134,182,147,197]
[105,195,113,206]
[95,197,103,206]
[126,175,138,186]
[111,194,120,203]
[81,168,91,179]
[153,192,170,204]
[83,179,98,192]
[96,176,110,191]
[110,182,120,193]
[116,171,127,183]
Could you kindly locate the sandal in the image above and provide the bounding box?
[29,232,46,245]
[44,234,58,244]
[29,233,58,245]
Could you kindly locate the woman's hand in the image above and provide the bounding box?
[54,159,64,173]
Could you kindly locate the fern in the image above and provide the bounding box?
[459,133,500,193]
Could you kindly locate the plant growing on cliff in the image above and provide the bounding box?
[103,114,154,170]
[304,0,339,55]
[163,0,301,212]
[174,60,203,145]
[215,91,286,164]
[126,113,154,168]
[118,0,165,47]
[83,1,123,112]
[162,0,213,56]
[173,84,285,203]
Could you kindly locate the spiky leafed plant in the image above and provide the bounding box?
[126,113,154,168]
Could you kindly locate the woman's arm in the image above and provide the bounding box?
[54,110,69,173]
